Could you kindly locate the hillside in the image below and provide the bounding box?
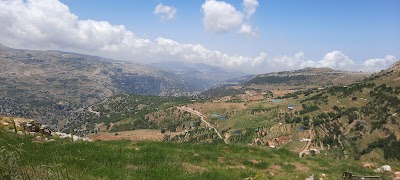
[1,130,396,180]
[200,67,369,99]
[1,60,399,179]
[82,61,400,164]
[0,45,205,128]
[245,67,369,87]
[192,61,400,161]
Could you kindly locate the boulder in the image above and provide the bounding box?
[374,165,391,173]
[381,165,391,172]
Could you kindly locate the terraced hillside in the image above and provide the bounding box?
[84,61,400,163]
[191,61,400,162]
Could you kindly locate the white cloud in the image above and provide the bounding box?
[246,51,397,73]
[0,0,396,74]
[242,0,259,19]
[154,3,176,21]
[201,0,244,33]
[239,24,257,37]
[316,51,356,70]
[363,55,397,72]
[201,0,258,36]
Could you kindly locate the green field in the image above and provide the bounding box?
[1,130,395,180]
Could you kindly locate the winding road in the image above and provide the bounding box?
[299,126,314,157]
[178,106,223,140]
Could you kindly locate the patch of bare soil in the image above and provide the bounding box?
[188,102,246,114]
[249,159,261,165]
[183,163,209,173]
[218,157,225,164]
[271,90,297,97]
[125,164,144,170]
[88,129,183,141]
[266,165,281,176]
[226,165,246,169]
[293,162,310,172]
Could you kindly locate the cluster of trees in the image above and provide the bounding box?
[80,94,194,134]
[327,82,375,97]
[361,133,400,160]
[245,75,309,85]
[249,106,278,115]
[299,104,320,115]
[360,84,400,130]
[301,93,329,105]
[228,128,256,144]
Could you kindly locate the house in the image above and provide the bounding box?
[267,135,291,148]
[300,138,311,142]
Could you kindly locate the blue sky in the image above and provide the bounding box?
[60,0,400,60]
[1,0,399,73]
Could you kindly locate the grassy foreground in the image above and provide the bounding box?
[0,131,394,180]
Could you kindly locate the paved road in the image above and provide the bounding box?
[178,106,223,140]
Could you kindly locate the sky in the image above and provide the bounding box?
[0,0,399,74]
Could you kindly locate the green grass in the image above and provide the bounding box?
[1,130,394,180]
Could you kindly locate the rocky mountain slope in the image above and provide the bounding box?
[0,44,202,126]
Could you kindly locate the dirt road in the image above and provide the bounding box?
[299,127,313,157]
[178,106,223,140]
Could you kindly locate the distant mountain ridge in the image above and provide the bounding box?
[0,44,208,127]
[149,61,247,90]
[244,67,369,86]
[200,67,371,99]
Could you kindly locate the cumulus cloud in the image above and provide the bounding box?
[363,55,397,72]
[201,0,258,36]
[316,51,356,70]
[242,0,259,19]
[239,24,257,37]
[201,0,244,33]
[246,51,397,73]
[154,3,176,21]
[0,0,396,74]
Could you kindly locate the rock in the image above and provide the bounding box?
[362,163,375,168]
[374,165,391,173]
[381,165,391,172]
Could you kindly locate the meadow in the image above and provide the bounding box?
[1,130,394,180]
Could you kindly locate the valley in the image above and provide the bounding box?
[1,45,399,179]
